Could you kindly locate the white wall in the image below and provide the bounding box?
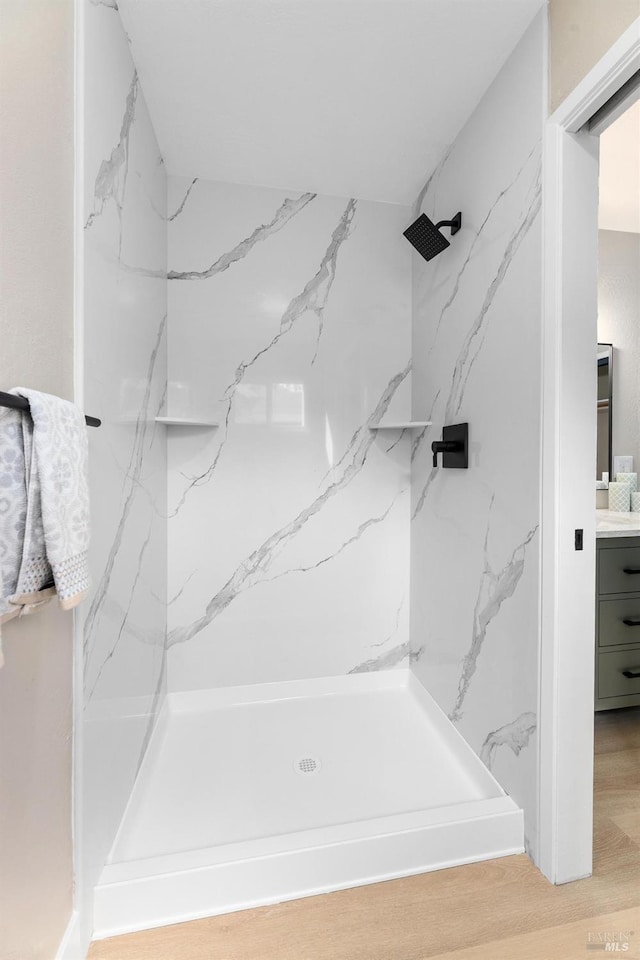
[166,177,412,690]
[410,14,544,857]
[598,230,640,472]
[80,0,167,942]
[599,102,640,234]
[0,3,75,958]
[549,0,640,112]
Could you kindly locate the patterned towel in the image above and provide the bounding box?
[0,390,90,663]
[0,407,31,624]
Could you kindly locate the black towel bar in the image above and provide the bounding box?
[0,390,101,427]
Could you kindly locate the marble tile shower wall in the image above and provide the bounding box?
[165,178,412,690]
[81,0,167,924]
[410,14,543,857]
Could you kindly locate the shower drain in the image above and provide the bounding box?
[294,756,322,776]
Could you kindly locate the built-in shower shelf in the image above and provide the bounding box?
[370,421,432,430]
[155,417,219,427]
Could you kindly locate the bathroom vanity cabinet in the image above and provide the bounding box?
[596,535,640,710]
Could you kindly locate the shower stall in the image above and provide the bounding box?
[79,0,545,942]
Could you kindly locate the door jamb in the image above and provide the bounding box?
[539,18,640,884]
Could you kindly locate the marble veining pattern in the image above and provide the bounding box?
[86,520,154,700]
[81,0,168,930]
[167,177,198,221]
[167,361,410,650]
[412,152,541,522]
[410,14,543,859]
[446,172,541,423]
[411,147,451,219]
[350,628,424,674]
[83,312,166,666]
[450,513,539,723]
[167,193,316,280]
[85,70,137,235]
[166,194,357,518]
[432,146,538,357]
[166,177,412,689]
[480,712,537,770]
[258,495,402,589]
[223,197,356,379]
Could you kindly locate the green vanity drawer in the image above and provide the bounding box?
[598,545,640,595]
[598,650,640,700]
[598,597,640,647]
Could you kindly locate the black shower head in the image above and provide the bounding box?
[403,212,462,262]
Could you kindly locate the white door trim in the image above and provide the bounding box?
[539,17,640,884]
[551,23,640,132]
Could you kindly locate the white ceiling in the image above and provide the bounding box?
[599,98,640,233]
[118,0,543,205]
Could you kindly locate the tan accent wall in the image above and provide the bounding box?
[549,0,640,112]
[0,2,75,959]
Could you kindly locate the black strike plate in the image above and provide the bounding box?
[442,422,468,468]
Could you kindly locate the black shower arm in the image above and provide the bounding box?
[435,212,462,235]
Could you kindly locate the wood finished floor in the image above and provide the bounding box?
[88,706,640,960]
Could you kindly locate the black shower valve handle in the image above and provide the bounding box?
[431,440,460,467]
[431,423,469,469]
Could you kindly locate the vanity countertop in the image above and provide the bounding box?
[596,509,640,538]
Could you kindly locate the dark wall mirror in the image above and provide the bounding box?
[597,343,613,481]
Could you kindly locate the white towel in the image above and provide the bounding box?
[0,407,30,624]
[0,389,90,662]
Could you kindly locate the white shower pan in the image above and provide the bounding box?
[93,670,523,938]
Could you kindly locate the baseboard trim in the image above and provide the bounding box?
[55,910,90,960]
